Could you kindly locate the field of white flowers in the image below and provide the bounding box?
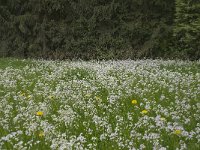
[0,59,199,150]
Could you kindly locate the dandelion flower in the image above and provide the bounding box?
[20,93,26,97]
[36,111,44,116]
[95,96,101,100]
[174,130,182,135]
[160,117,166,121]
[39,131,45,137]
[131,100,137,105]
[141,109,148,115]
[27,95,32,99]
[48,95,55,100]
[85,94,91,98]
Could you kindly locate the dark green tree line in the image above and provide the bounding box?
[0,0,199,60]
[173,0,200,60]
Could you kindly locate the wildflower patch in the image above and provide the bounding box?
[0,59,199,149]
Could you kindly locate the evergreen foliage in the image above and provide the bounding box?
[0,0,199,60]
[173,0,200,60]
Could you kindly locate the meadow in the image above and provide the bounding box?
[0,58,199,150]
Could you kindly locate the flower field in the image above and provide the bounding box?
[0,59,199,150]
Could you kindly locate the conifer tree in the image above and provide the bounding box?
[174,0,200,59]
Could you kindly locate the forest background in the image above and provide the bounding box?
[0,0,199,60]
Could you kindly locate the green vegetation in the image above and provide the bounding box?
[0,58,33,69]
[0,0,199,60]
[0,59,199,149]
[173,0,200,60]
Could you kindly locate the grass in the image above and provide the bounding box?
[0,58,199,149]
[0,58,34,69]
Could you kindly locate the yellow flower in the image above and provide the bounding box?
[160,117,166,121]
[95,96,102,103]
[20,92,26,97]
[27,95,32,99]
[85,94,91,98]
[174,130,182,135]
[39,131,45,137]
[141,109,148,115]
[131,100,137,105]
[95,96,101,100]
[48,95,55,99]
[36,111,44,116]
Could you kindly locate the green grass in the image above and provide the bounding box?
[0,58,199,149]
[0,58,34,69]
